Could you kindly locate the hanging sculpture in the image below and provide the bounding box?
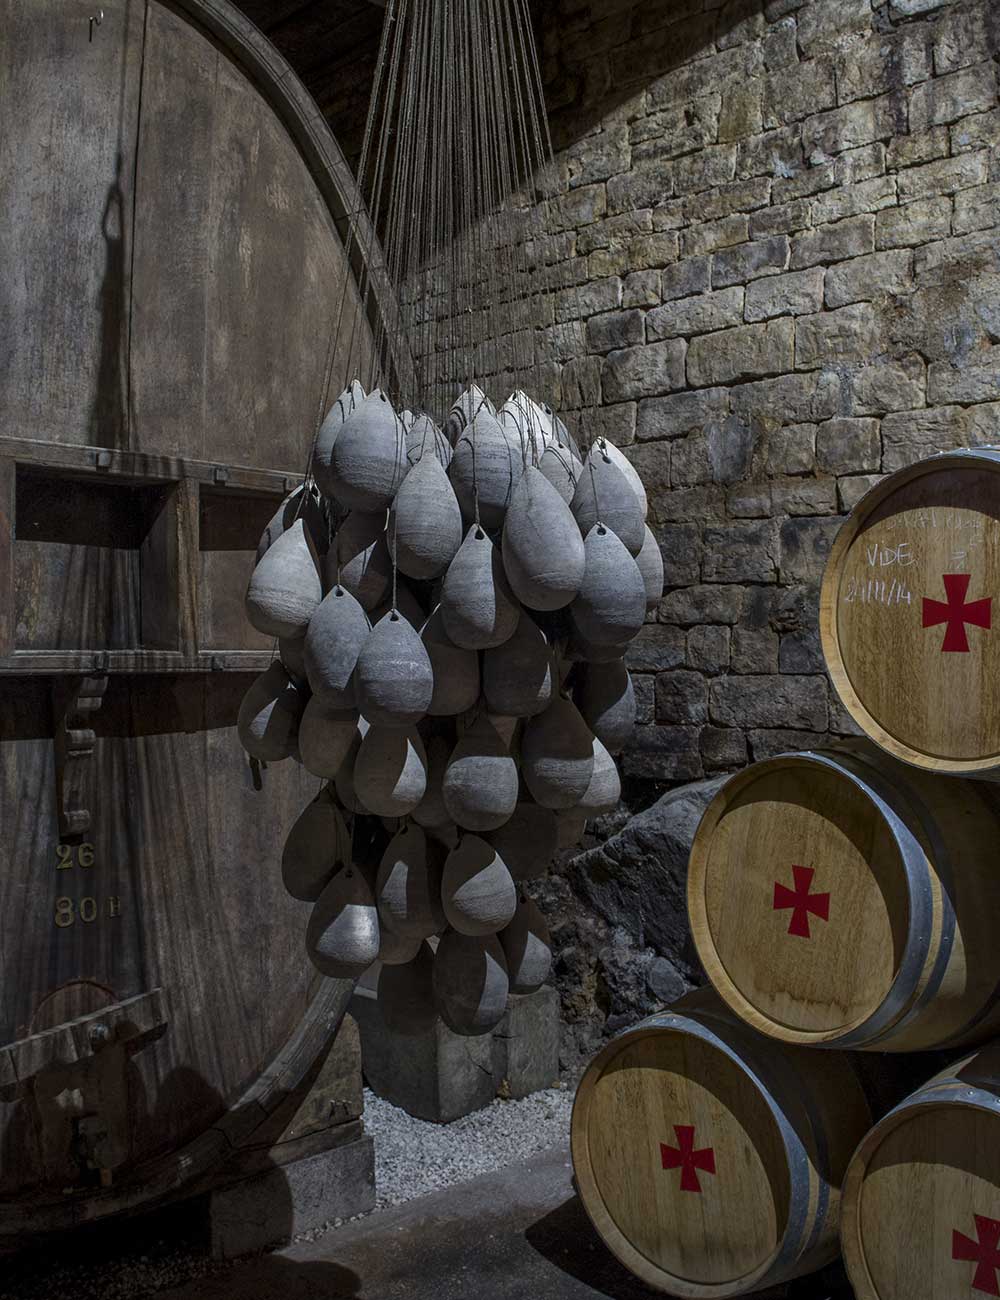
[238,0,663,1038]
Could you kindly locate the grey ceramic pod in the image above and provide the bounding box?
[245,517,323,639]
[570,524,646,646]
[355,611,434,728]
[303,583,370,708]
[571,446,645,557]
[329,389,408,512]
[432,931,509,1037]
[305,864,380,979]
[502,467,586,612]
[440,526,520,651]
[353,724,427,818]
[441,835,517,936]
[313,379,367,499]
[237,662,306,762]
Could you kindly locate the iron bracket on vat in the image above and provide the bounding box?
[52,672,109,841]
[0,990,168,1189]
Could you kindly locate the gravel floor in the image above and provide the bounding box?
[2,1085,575,1300]
[366,1084,574,1210]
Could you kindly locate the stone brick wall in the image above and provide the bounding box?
[532,0,1000,792]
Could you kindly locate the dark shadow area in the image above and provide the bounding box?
[0,1064,365,1300]
[89,150,130,452]
[525,1194,660,1299]
[526,1194,855,1299]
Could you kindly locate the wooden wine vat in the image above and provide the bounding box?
[571,989,872,1298]
[820,449,1000,776]
[0,0,383,1236]
[841,1039,1000,1300]
[687,742,1000,1052]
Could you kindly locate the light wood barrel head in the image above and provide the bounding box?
[689,759,910,1043]
[574,1026,790,1294]
[822,455,1000,773]
[845,1101,1000,1300]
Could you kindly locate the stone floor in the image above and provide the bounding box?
[156,1145,852,1300]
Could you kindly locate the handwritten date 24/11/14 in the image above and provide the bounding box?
[844,576,913,607]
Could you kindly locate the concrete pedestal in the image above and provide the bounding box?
[205,1130,375,1259]
[198,1012,376,1258]
[353,982,560,1123]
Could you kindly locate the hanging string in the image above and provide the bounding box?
[319,0,565,435]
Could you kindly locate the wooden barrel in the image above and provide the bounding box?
[820,448,1000,776]
[841,1040,1000,1300]
[687,742,1000,1053]
[0,0,378,1235]
[571,989,872,1298]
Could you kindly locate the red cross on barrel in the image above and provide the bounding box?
[660,1125,716,1194]
[773,865,830,939]
[922,574,992,653]
[954,1214,1000,1296]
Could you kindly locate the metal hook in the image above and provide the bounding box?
[89,8,103,41]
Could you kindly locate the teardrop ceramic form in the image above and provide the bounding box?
[298,697,360,779]
[378,926,423,966]
[440,526,520,650]
[500,896,553,994]
[279,635,308,686]
[256,484,326,563]
[305,865,380,979]
[482,609,553,717]
[333,717,369,812]
[449,407,521,530]
[537,444,580,505]
[303,584,370,707]
[577,660,635,755]
[411,734,453,830]
[441,835,517,936]
[486,802,558,881]
[378,942,439,1037]
[501,468,586,612]
[575,736,621,818]
[238,662,306,762]
[329,389,407,512]
[433,931,509,1037]
[520,695,595,810]
[376,824,446,939]
[571,448,645,557]
[282,793,351,902]
[245,518,323,639]
[355,612,434,727]
[353,724,427,818]
[444,384,494,446]
[313,379,367,498]
[406,414,452,469]
[442,718,519,833]
[499,390,547,463]
[390,454,463,580]
[571,525,646,646]
[421,606,481,717]
[601,437,648,519]
[330,511,392,612]
[636,524,664,609]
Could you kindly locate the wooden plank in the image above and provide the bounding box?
[0,650,275,674]
[176,479,202,657]
[0,0,145,447]
[0,458,14,657]
[129,2,348,469]
[0,433,304,494]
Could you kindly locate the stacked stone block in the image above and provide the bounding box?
[531,0,1000,785]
